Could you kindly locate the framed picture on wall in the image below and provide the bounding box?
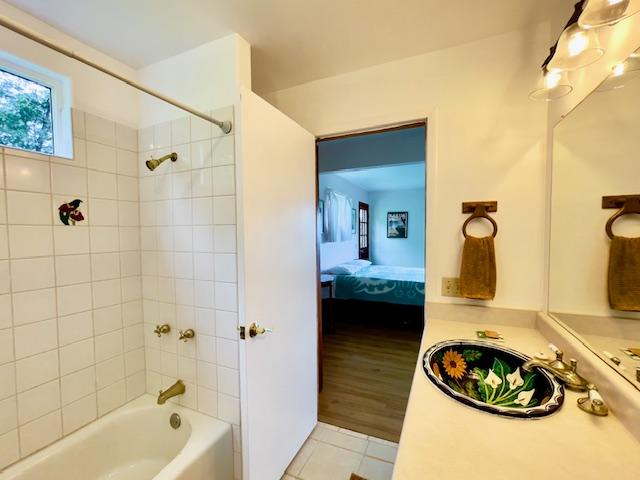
[387,211,408,238]
[351,208,357,234]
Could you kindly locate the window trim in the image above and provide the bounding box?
[0,51,72,158]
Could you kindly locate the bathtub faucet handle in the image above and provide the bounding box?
[154,324,171,337]
[178,329,195,342]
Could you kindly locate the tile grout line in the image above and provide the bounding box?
[2,148,23,460]
[76,111,101,425]
[47,136,65,443]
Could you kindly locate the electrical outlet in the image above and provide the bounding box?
[442,277,462,297]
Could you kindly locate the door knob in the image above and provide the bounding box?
[248,322,273,338]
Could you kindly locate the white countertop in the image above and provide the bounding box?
[393,318,640,479]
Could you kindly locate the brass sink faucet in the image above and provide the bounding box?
[157,380,185,405]
[523,348,608,416]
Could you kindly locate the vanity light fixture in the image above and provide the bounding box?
[578,0,640,29]
[529,69,573,101]
[547,23,604,71]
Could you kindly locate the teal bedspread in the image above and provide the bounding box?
[333,265,425,306]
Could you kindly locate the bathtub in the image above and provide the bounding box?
[0,395,233,480]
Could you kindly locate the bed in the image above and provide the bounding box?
[331,265,425,306]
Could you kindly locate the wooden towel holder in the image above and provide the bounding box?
[462,201,498,238]
[602,195,640,239]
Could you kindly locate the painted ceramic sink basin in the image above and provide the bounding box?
[423,340,564,419]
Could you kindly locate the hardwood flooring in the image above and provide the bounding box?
[318,315,422,443]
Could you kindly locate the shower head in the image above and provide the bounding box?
[146,152,177,171]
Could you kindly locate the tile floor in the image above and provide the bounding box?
[282,422,398,480]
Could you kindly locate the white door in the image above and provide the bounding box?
[237,89,318,480]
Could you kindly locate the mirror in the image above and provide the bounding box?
[548,51,640,389]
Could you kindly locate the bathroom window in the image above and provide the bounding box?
[0,54,72,158]
[0,68,54,154]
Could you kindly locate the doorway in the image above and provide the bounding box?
[315,121,427,442]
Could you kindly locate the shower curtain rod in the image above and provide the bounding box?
[0,14,233,134]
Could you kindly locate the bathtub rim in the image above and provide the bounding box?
[0,394,232,479]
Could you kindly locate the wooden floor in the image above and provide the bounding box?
[318,316,422,442]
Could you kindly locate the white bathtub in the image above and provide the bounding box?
[0,395,233,480]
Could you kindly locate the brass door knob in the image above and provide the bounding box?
[178,329,195,342]
[248,322,273,338]
[154,324,171,337]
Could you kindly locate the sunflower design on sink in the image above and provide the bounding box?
[423,340,564,418]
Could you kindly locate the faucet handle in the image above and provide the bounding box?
[570,359,578,372]
[153,324,171,337]
[577,386,608,416]
[548,343,564,361]
[178,329,195,342]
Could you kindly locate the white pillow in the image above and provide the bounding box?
[325,262,365,275]
[346,259,372,268]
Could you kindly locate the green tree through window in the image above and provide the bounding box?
[0,69,54,154]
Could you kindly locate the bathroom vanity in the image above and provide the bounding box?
[393,310,640,479]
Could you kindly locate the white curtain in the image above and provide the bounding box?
[324,189,353,242]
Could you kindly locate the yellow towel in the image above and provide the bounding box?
[608,236,640,311]
[459,236,496,300]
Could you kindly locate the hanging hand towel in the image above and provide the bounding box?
[459,236,496,300]
[608,236,640,311]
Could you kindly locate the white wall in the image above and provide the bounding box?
[318,172,368,270]
[369,188,425,268]
[265,24,551,310]
[0,0,139,127]
[138,35,250,128]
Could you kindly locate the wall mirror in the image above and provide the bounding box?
[548,48,640,390]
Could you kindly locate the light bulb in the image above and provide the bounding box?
[547,24,604,71]
[545,71,562,89]
[579,0,640,28]
[568,30,589,57]
[529,70,573,101]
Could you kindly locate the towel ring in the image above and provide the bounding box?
[461,201,498,239]
[604,195,640,240]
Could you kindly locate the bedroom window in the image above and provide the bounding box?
[358,202,369,259]
[0,53,72,158]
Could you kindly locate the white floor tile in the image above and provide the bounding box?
[286,438,318,476]
[338,427,369,439]
[288,422,398,480]
[298,443,363,480]
[312,428,368,453]
[358,457,394,480]
[365,441,398,463]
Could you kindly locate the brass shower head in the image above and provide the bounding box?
[146,152,178,171]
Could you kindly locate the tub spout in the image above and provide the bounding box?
[157,380,185,405]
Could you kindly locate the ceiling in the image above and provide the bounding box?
[334,163,425,192]
[5,0,559,93]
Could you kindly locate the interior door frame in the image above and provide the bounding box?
[314,119,428,392]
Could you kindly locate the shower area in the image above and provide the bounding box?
[0,20,243,480]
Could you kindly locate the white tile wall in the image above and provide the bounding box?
[0,110,144,469]
[139,108,241,478]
